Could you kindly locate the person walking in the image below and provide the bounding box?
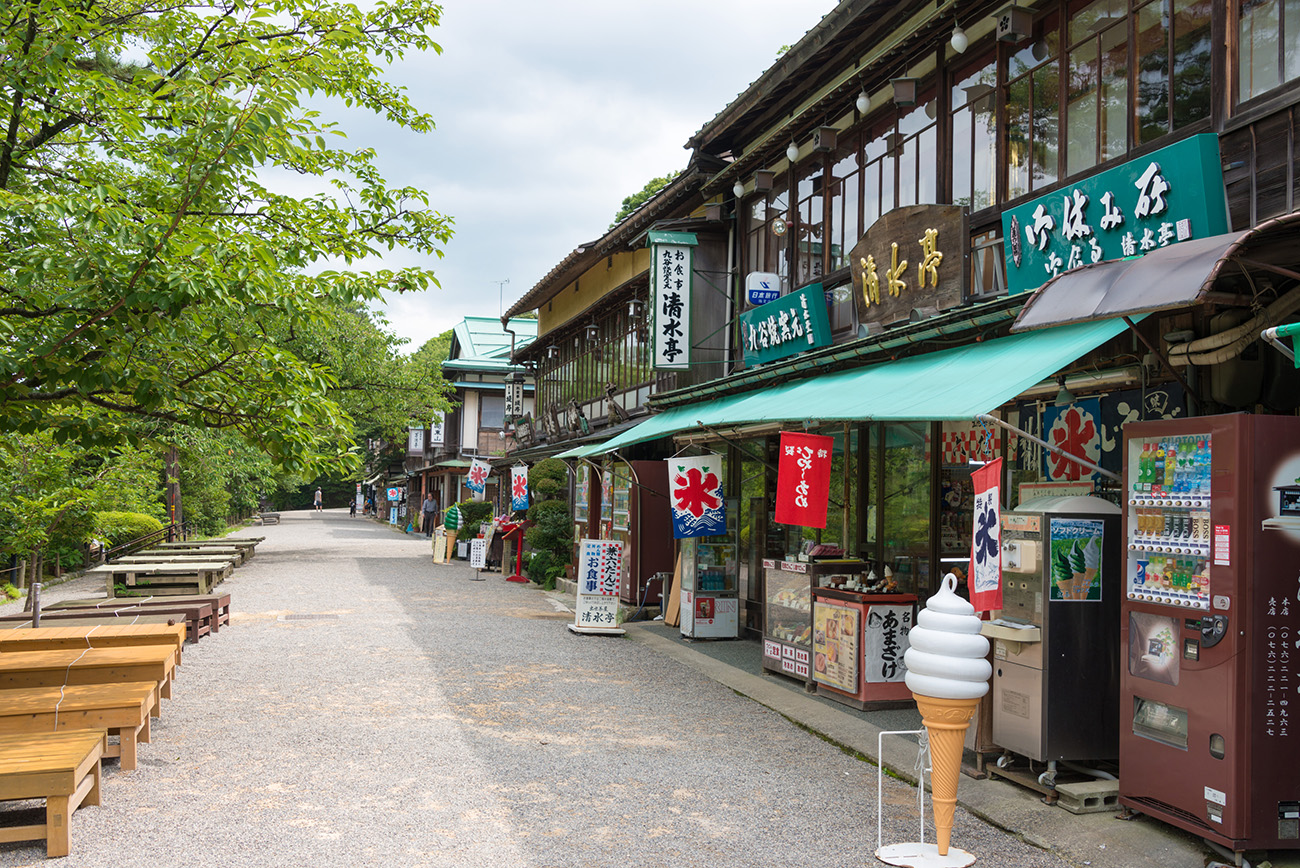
[313,487,323,512]
[421,493,437,537]
[349,498,357,518]
[443,502,461,561]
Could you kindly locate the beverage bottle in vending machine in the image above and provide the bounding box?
[1153,441,1166,495]
[1196,439,1211,495]
[1163,440,1177,492]
[1138,444,1152,492]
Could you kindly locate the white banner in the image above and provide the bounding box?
[651,242,691,369]
[430,412,445,446]
[466,458,490,498]
[505,378,524,420]
[408,426,425,455]
[469,538,487,570]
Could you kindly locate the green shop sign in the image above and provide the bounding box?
[739,283,832,367]
[1002,134,1229,295]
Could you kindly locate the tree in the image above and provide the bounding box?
[0,0,453,474]
[611,172,678,227]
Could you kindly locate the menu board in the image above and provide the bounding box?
[812,601,859,693]
[864,603,913,684]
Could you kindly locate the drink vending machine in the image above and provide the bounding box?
[1120,413,1300,853]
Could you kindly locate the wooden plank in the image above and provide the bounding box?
[664,554,683,628]
[0,647,176,701]
[0,624,186,663]
[0,729,105,857]
[52,593,230,629]
[0,614,177,631]
[0,682,157,770]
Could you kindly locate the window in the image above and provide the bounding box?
[794,161,825,286]
[1134,0,1212,143]
[828,135,861,270]
[969,229,1007,299]
[480,395,505,429]
[1005,11,1061,201]
[950,54,998,211]
[744,189,791,289]
[1066,0,1129,176]
[1239,0,1300,102]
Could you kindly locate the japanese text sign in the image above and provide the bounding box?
[668,454,726,539]
[504,378,524,420]
[864,603,913,683]
[649,231,697,370]
[466,458,490,499]
[510,466,529,512]
[407,425,424,455]
[738,284,832,367]
[430,412,445,446]
[1043,399,1102,482]
[970,458,1003,612]
[745,271,781,306]
[578,538,623,596]
[849,204,967,327]
[1002,134,1228,295]
[774,431,834,529]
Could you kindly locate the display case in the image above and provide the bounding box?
[762,560,869,683]
[811,587,917,709]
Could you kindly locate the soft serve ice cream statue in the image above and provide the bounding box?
[903,573,991,856]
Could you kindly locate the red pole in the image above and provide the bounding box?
[506,525,528,583]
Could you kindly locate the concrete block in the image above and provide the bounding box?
[1054,778,1120,815]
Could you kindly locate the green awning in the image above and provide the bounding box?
[595,317,1132,453]
[555,442,608,459]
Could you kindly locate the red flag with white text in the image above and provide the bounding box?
[774,431,834,529]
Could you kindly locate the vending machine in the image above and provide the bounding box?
[1119,413,1300,853]
[679,499,740,639]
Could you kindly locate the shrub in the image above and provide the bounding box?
[94,511,165,547]
[1,583,21,600]
[455,500,494,530]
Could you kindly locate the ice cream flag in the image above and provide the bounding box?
[668,454,726,539]
[775,431,835,529]
[969,458,1003,612]
[510,465,529,512]
[466,458,491,500]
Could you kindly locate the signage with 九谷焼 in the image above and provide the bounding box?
[1001,133,1229,296]
[738,284,832,367]
[849,204,967,327]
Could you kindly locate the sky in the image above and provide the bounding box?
[338,0,836,352]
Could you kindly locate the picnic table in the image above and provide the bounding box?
[52,593,230,635]
[132,546,246,566]
[0,730,105,857]
[88,561,231,596]
[0,623,187,664]
[0,646,176,710]
[0,682,157,771]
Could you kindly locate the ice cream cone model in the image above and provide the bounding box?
[1052,547,1075,600]
[904,573,991,856]
[1066,538,1088,600]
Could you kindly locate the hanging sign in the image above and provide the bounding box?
[774,431,834,528]
[407,424,425,455]
[668,454,726,539]
[466,458,490,500]
[970,457,1004,612]
[745,271,781,307]
[510,466,529,512]
[430,412,445,446]
[1002,134,1229,295]
[648,231,697,370]
[505,377,525,420]
[849,204,967,328]
[738,283,832,367]
[1043,399,1102,482]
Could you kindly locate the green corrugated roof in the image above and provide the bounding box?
[450,316,537,364]
[594,317,1133,453]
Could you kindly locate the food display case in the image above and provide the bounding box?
[762,560,869,683]
[811,586,917,710]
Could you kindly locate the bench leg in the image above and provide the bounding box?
[116,727,138,771]
[141,713,152,742]
[46,794,71,858]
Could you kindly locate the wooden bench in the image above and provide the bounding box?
[133,546,246,566]
[51,593,229,634]
[0,647,176,712]
[0,682,157,771]
[0,624,187,665]
[0,730,105,857]
[35,603,213,643]
[0,614,179,631]
[156,538,261,559]
[88,561,231,597]
[257,512,280,525]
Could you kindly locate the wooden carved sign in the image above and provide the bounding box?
[848,204,968,328]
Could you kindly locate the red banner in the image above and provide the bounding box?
[969,458,1003,612]
[775,431,835,529]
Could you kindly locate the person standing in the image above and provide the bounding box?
[421,493,437,537]
[443,502,461,561]
[313,487,323,512]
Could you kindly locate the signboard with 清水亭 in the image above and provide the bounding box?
[849,204,968,328]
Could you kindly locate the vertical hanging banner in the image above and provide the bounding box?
[668,454,726,538]
[568,538,626,635]
[970,458,1004,612]
[467,458,490,501]
[775,431,835,528]
[430,412,445,446]
[510,465,530,512]
[648,231,697,370]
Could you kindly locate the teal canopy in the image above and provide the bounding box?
[595,317,1132,453]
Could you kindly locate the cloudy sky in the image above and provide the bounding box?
[338,0,834,351]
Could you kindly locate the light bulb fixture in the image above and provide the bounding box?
[950,23,969,53]
[627,298,644,319]
[732,179,745,199]
[855,89,871,114]
[891,76,920,107]
[585,321,600,343]
[545,344,559,361]
[1054,376,1077,406]
[786,140,800,163]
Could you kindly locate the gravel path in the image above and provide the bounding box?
[0,511,1068,867]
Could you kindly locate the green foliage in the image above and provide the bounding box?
[0,0,454,475]
[611,172,679,227]
[524,460,572,582]
[1,583,21,600]
[456,500,494,529]
[528,458,570,502]
[93,512,164,547]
